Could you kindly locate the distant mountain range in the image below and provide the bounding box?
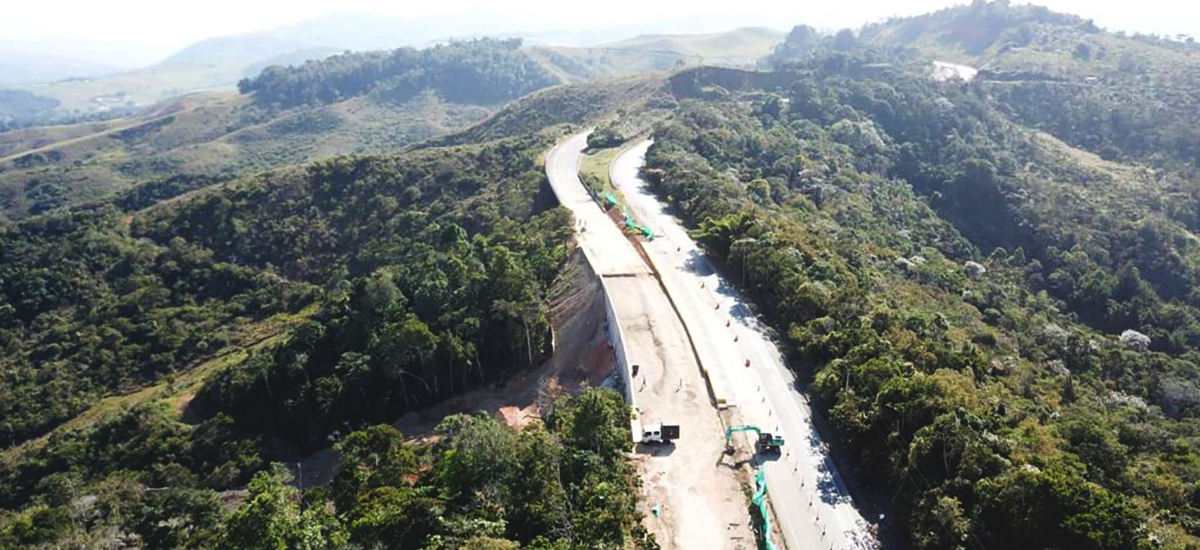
[0,13,787,125]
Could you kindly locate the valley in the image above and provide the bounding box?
[5,2,1200,549]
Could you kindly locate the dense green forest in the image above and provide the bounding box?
[0,388,648,550]
[1,132,565,442]
[0,122,657,549]
[147,139,573,448]
[641,10,1200,547]
[0,131,572,450]
[238,38,559,108]
[0,204,314,446]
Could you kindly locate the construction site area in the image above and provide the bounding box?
[548,132,879,550]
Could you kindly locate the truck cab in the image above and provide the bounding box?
[756,432,785,454]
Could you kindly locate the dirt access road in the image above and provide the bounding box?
[611,139,880,550]
[546,132,755,550]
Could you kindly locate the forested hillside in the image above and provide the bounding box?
[238,38,559,108]
[854,0,1200,172]
[637,7,1200,546]
[138,137,571,447]
[0,21,689,542]
[0,115,659,548]
[1,388,647,550]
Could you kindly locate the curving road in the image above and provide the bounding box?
[610,139,878,550]
[545,132,756,550]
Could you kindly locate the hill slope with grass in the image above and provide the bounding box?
[0,39,570,222]
[527,26,783,81]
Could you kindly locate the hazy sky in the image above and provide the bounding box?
[2,0,1196,67]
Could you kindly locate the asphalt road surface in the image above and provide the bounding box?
[611,139,879,550]
[545,132,756,550]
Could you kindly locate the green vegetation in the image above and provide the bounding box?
[308,388,652,550]
[0,203,314,446]
[160,142,572,448]
[238,38,559,108]
[14,3,1200,549]
[433,75,671,148]
[854,0,1200,172]
[0,115,626,548]
[645,19,1200,545]
[0,22,717,550]
[0,389,649,550]
[0,37,574,223]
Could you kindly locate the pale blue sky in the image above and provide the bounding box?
[2,0,1195,67]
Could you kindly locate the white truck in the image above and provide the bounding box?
[641,423,681,444]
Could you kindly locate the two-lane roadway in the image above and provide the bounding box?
[610,139,878,550]
[545,132,756,550]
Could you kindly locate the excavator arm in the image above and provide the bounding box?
[725,425,785,449]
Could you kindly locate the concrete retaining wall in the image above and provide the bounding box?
[599,277,636,408]
[597,276,642,442]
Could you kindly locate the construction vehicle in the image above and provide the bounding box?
[622,212,654,240]
[728,426,784,550]
[725,425,785,454]
[641,423,681,444]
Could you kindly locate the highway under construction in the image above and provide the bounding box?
[546,131,879,550]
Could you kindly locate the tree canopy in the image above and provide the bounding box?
[238,38,560,108]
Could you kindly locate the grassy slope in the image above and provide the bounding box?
[0,119,126,159]
[0,91,492,222]
[527,27,783,82]
[20,62,247,116]
[17,27,779,122]
[603,27,785,63]
[865,11,1200,76]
